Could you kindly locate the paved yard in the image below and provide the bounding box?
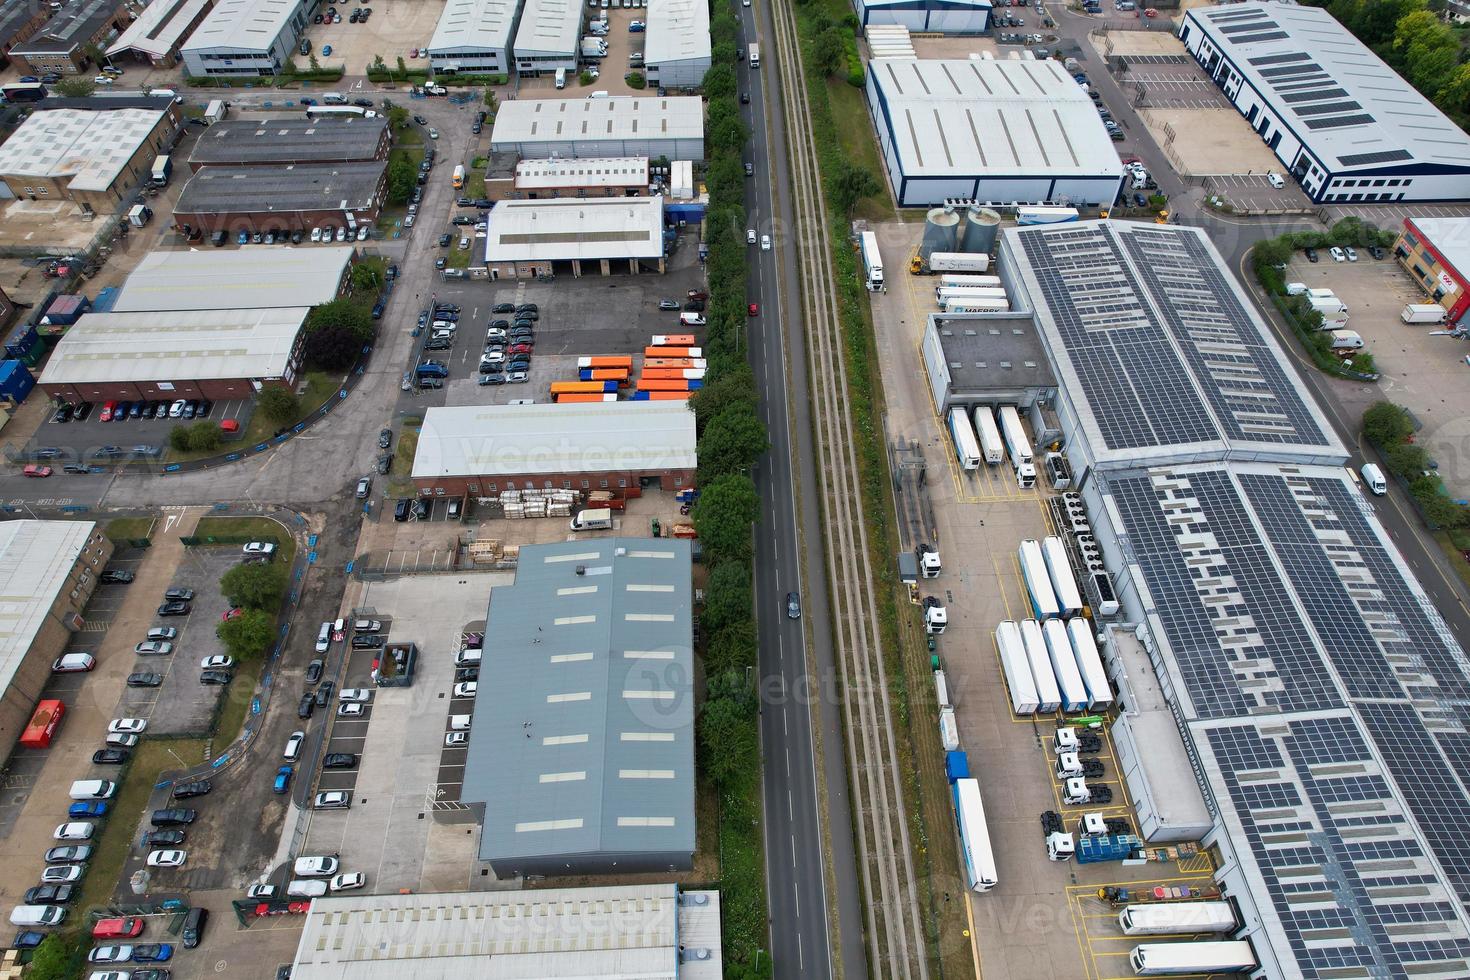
[1138,107,1282,177]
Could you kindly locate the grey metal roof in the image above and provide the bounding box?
[112,246,354,312]
[461,537,695,866]
[0,521,96,710]
[188,116,388,167]
[490,96,704,149]
[643,0,710,67]
[931,313,1054,393]
[511,0,579,56]
[10,0,121,55]
[175,161,385,215]
[0,106,169,192]
[0,0,41,46]
[427,0,518,54]
[107,0,211,59]
[181,0,300,54]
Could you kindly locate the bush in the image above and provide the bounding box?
[216,608,276,660]
[27,933,87,980]
[168,421,222,453]
[702,561,752,636]
[257,386,301,425]
[1363,401,1413,449]
[387,155,415,205]
[706,618,757,676]
[580,70,594,85]
[696,405,768,482]
[220,560,287,610]
[692,474,759,564]
[626,72,645,89]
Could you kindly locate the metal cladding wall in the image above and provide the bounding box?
[412,466,694,497]
[857,0,990,32]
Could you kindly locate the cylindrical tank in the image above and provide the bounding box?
[920,206,960,262]
[960,206,1001,254]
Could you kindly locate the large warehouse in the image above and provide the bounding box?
[411,400,695,497]
[866,58,1123,207]
[0,103,176,211]
[106,0,214,65]
[0,521,111,762]
[288,885,722,979]
[1180,2,1470,203]
[172,161,387,236]
[642,0,710,90]
[855,0,989,33]
[186,115,390,170]
[461,538,696,877]
[483,196,666,278]
[110,246,354,312]
[511,0,580,76]
[998,220,1470,978]
[180,0,308,76]
[490,96,705,160]
[7,0,132,75]
[426,0,519,76]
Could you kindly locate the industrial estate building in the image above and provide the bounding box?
[186,115,391,171]
[854,0,989,33]
[426,0,519,77]
[411,401,696,497]
[1395,216,1470,325]
[643,0,711,90]
[180,0,308,77]
[110,246,354,313]
[511,0,580,76]
[920,313,1058,415]
[7,0,132,75]
[461,538,696,877]
[172,161,387,236]
[486,156,650,201]
[288,885,722,979]
[1180,2,1470,203]
[0,521,111,761]
[0,103,177,211]
[106,0,215,65]
[482,196,666,277]
[866,58,1123,208]
[0,0,54,68]
[490,96,705,160]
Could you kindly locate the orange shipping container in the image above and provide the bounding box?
[650,334,696,346]
[637,378,697,392]
[555,393,620,403]
[642,391,690,400]
[550,380,618,394]
[584,369,630,381]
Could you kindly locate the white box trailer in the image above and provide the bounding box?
[943,297,1010,315]
[1118,902,1237,936]
[1128,941,1256,975]
[1403,303,1447,324]
[1041,536,1082,617]
[953,777,998,892]
[972,407,1004,464]
[1018,539,1059,620]
[934,669,951,709]
[928,251,989,273]
[1043,619,1088,711]
[939,706,959,750]
[936,285,1008,304]
[1066,618,1113,710]
[995,620,1040,715]
[1019,619,1061,713]
[939,274,1002,289]
[998,406,1033,464]
[948,407,982,470]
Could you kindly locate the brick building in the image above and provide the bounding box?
[0,101,177,212]
[8,0,133,75]
[0,0,54,69]
[1395,217,1470,325]
[484,156,650,202]
[172,160,387,237]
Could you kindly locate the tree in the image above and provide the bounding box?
[702,561,753,636]
[217,608,276,660]
[1362,400,1412,448]
[221,560,287,610]
[812,27,845,77]
[396,55,408,78]
[257,386,300,426]
[706,618,758,676]
[829,159,881,216]
[306,298,374,342]
[580,70,595,85]
[692,474,759,563]
[626,72,646,89]
[1409,475,1466,528]
[26,934,84,980]
[302,324,363,371]
[1385,441,1429,480]
[186,421,220,452]
[169,426,193,452]
[691,364,758,433]
[386,104,408,131]
[483,87,499,114]
[699,694,759,787]
[386,155,415,205]
[54,76,95,98]
[351,262,383,292]
[697,406,768,482]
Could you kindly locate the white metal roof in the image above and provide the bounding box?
[868,58,1122,179]
[512,0,579,56]
[107,0,212,60]
[426,0,517,54]
[38,308,308,384]
[643,0,709,66]
[490,96,704,147]
[0,521,96,707]
[483,195,665,262]
[0,107,169,192]
[413,400,694,479]
[288,885,722,980]
[514,156,648,189]
[1184,3,1470,173]
[1408,217,1470,284]
[112,247,354,312]
[182,0,299,54]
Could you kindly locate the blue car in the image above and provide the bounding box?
[131,943,173,962]
[237,229,249,245]
[273,765,293,794]
[322,44,332,55]
[69,800,109,819]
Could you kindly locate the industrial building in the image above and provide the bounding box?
[186,115,391,171]
[37,307,308,404]
[485,155,650,202]
[642,0,710,90]
[854,0,989,33]
[110,246,354,313]
[490,96,705,160]
[411,400,695,497]
[426,0,519,76]
[1180,2,1470,203]
[0,521,111,762]
[172,161,387,236]
[0,103,177,211]
[866,58,1123,208]
[511,0,580,76]
[180,0,308,77]
[7,0,132,75]
[0,0,54,69]
[461,538,696,877]
[482,196,666,277]
[920,313,1058,416]
[998,220,1470,978]
[288,885,722,979]
[1395,216,1470,325]
[106,0,215,66]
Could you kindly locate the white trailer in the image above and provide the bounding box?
[928,251,989,273]
[1128,941,1256,975]
[1402,303,1447,324]
[994,621,1040,715]
[998,406,1033,465]
[948,407,982,470]
[943,297,1010,315]
[934,669,952,709]
[1019,619,1061,713]
[972,407,1004,465]
[939,274,1002,289]
[1066,619,1112,710]
[939,706,959,750]
[1018,540,1060,620]
[1042,536,1083,617]
[1118,902,1237,937]
[953,778,998,892]
[1043,619,1088,711]
[936,285,1008,304]
[860,231,885,291]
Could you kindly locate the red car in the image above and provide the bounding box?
[23,465,52,478]
[508,342,534,354]
[100,400,118,421]
[221,607,243,622]
[93,917,145,940]
[748,303,759,316]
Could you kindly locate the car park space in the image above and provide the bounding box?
[22,397,254,467]
[300,0,447,75]
[1199,172,1311,213]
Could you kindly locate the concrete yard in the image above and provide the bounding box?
[301,0,449,73]
[1138,107,1281,177]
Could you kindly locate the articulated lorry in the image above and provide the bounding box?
[860,231,884,291]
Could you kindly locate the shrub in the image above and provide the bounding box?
[257,386,301,425]
[1363,401,1413,449]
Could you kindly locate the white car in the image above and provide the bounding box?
[404,214,416,228]
[54,822,94,841]
[1266,172,1285,189]
[109,718,147,735]
[168,399,187,418]
[429,129,439,140]
[338,688,372,702]
[1330,246,1346,262]
[746,228,755,245]
[453,681,477,698]
[310,228,323,243]
[335,227,347,242]
[356,226,369,241]
[284,731,305,761]
[246,883,277,899]
[242,541,276,559]
[147,849,187,868]
[338,702,365,717]
[444,731,468,747]
[40,864,84,883]
[106,732,138,749]
[330,872,366,892]
[88,947,132,964]
[201,655,234,670]
[293,855,339,878]
[761,235,771,251]
[314,791,351,810]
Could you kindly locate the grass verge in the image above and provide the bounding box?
[213,654,268,745]
[104,517,154,543]
[192,517,298,566]
[825,77,891,223]
[163,373,339,463]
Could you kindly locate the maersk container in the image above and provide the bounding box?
[942,297,1010,315]
[1042,536,1083,617]
[973,406,1004,464]
[1043,619,1088,711]
[1018,539,1059,619]
[1066,619,1113,709]
[939,274,1002,289]
[994,620,1039,715]
[936,285,1008,304]
[1019,619,1061,713]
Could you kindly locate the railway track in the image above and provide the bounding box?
[763,0,930,976]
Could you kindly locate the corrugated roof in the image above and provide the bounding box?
[175,161,385,214]
[182,0,299,53]
[511,0,579,56]
[514,155,648,189]
[643,0,710,67]
[10,0,122,55]
[0,521,96,706]
[188,117,388,166]
[112,247,353,312]
[490,96,704,147]
[0,107,169,192]
[483,195,665,263]
[427,0,518,54]
[107,0,212,59]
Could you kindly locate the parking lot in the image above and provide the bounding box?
[300,0,448,71]
[22,398,255,467]
[1201,171,1313,212]
[1121,70,1225,109]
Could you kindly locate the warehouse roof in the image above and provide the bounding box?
[38,308,307,384]
[514,156,648,189]
[413,400,695,478]
[289,885,721,980]
[427,0,518,53]
[1406,216,1470,282]
[182,0,298,53]
[0,106,169,192]
[1183,3,1470,174]
[461,538,696,866]
[188,116,388,167]
[106,0,211,60]
[483,195,665,263]
[0,521,96,715]
[512,0,579,56]
[112,246,354,312]
[0,0,42,46]
[491,96,704,147]
[868,58,1123,179]
[175,161,386,215]
[643,0,709,66]
[11,0,122,56]
[929,314,1054,393]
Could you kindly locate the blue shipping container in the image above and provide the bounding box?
[945,751,970,783]
[5,323,38,359]
[0,360,36,404]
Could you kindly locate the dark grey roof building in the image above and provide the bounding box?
[461,537,695,878]
[186,115,391,171]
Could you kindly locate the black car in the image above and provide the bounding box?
[376,453,392,475]
[439,233,452,247]
[198,400,213,419]
[74,402,93,420]
[315,680,335,707]
[157,601,190,616]
[1368,245,1385,260]
[93,748,129,765]
[353,98,374,108]
[306,658,324,683]
[182,906,208,949]
[478,373,507,386]
[13,931,45,950]
[298,693,315,719]
[50,405,72,423]
[741,92,750,104]
[1132,193,1147,208]
[455,665,479,683]
[127,672,163,688]
[142,829,184,846]
[23,885,74,905]
[1304,247,1319,263]
[172,780,212,800]
[132,970,170,980]
[164,588,194,601]
[322,752,358,768]
[684,300,705,312]
[151,808,197,826]
[100,570,135,584]
[351,634,385,648]
[786,591,802,619]
[492,303,515,314]
[200,669,232,685]
[379,428,392,450]
[418,377,444,390]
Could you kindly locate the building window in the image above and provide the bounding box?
[581,480,590,489]
[600,479,609,489]
[618,478,627,488]
[674,476,683,487]
[486,483,497,492]
[563,480,571,489]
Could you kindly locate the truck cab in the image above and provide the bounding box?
[1045,831,1075,861]
[923,596,947,635]
[916,543,941,578]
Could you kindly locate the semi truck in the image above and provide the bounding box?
[1041,536,1082,617]
[926,251,989,274]
[860,231,884,291]
[1128,941,1256,976]
[916,542,942,577]
[570,508,613,531]
[1019,619,1061,714]
[1067,619,1113,710]
[1118,902,1238,936]
[1018,540,1060,619]
[972,407,1004,464]
[997,406,1033,465]
[948,407,982,470]
[150,155,171,187]
[953,778,998,892]
[1403,303,1447,324]
[1016,205,1079,225]
[995,621,1040,715]
[923,596,947,634]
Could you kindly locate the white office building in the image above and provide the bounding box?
[642,0,709,90]
[426,0,520,76]
[180,0,308,76]
[512,0,581,76]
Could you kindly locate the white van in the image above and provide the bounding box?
[52,652,96,673]
[678,312,706,327]
[1361,462,1387,495]
[315,622,332,654]
[1266,172,1285,188]
[589,90,610,99]
[450,714,472,730]
[287,878,329,898]
[454,648,481,667]
[69,779,117,800]
[10,905,66,927]
[555,67,567,89]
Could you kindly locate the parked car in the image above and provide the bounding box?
[200,669,233,686]
[273,766,293,794]
[181,907,208,949]
[127,672,163,688]
[92,749,129,765]
[322,752,358,769]
[146,850,186,868]
[99,570,134,584]
[46,846,93,864]
[23,885,74,905]
[149,809,197,826]
[297,693,315,719]
[109,718,146,734]
[157,601,189,616]
[355,476,372,498]
[171,781,211,800]
[313,791,352,810]
[201,655,234,669]
[134,641,172,655]
[242,541,276,559]
[141,830,184,847]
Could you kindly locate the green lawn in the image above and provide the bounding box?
[105,517,154,543]
[192,516,297,562]
[213,654,267,744]
[826,77,891,222]
[386,426,420,497]
[463,168,487,200]
[163,372,339,463]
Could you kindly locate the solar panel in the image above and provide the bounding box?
[1295,100,1366,117]
[1259,63,1320,78]
[1338,148,1413,166]
[1279,87,1349,104]
[1248,51,1309,67]
[1219,19,1277,34]
[1233,30,1289,42]
[1305,113,1375,130]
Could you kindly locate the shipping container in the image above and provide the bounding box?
[1042,536,1083,617]
[555,393,620,403]
[1118,902,1237,936]
[1066,619,1112,709]
[0,360,35,404]
[948,407,982,470]
[939,274,1003,289]
[973,406,1004,464]
[630,391,691,401]
[577,355,635,369]
[1018,539,1059,619]
[1128,941,1255,975]
[934,668,951,709]
[636,378,702,391]
[943,297,1011,315]
[945,750,970,782]
[936,285,1008,304]
[1043,618,1088,711]
[651,334,696,346]
[5,323,39,360]
[998,406,1033,464]
[994,620,1039,715]
[927,251,990,273]
[1019,619,1061,713]
[939,705,959,750]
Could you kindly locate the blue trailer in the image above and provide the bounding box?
[0,360,36,404]
[945,751,970,783]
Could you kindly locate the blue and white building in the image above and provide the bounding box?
[855,0,989,34]
[426,0,521,77]
[180,0,307,76]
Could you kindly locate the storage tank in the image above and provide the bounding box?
[920,206,961,262]
[959,206,1001,254]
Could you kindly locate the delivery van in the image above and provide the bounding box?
[10,905,66,927]
[555,67,566,89]
[1361,462,1386,495]
[69,779,117,800]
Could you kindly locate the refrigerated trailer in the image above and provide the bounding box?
[943,297,1011,315]
[1042,536,1082,617]
[860,231,885,291]
[953,778,998,892]
[1043,618,1088,711]
[1118,902,1237,936]
[948,407,982,470]
[1019,619,1061,713]
[995,620,1040,715]
[927,251,990,273]
[1018,539,1060,619]
[972,407,1004,464]
[936,285,1008,304]
[939,274,1003,289]
[998,406,1033,464]
[1128,941,1255,975]
[1066,619,1113,710]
